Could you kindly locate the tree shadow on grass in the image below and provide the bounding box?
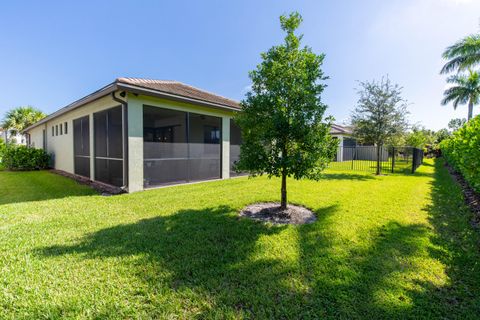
[414,158,480,317]
[321,173,375,181]
[38,204,337,318]
[35,159,480,318]
[297,221,431,318]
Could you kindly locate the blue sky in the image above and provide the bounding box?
[0,0,479,130]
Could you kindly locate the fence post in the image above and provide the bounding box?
[411,148,416,174]
[351,146,355,170]
[391,147,395,173]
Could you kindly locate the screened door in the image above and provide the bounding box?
[73,116,90,178]
[143,106,221,187]
[94,106,124,187]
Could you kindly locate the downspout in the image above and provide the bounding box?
[112,91,129,191]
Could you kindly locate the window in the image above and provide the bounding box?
[94,106,124,187]
[52,126,54,137]
[60,123,63,135]
[73,116,90,177]
[55,125,58,136]
[143,106,221,187]
[64,122,68,134]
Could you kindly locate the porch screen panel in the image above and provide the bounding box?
[188,113,221,181]
[73,116,90,177]
[230,119,242,176]
[143,106,188,187]
[94,106,123,187]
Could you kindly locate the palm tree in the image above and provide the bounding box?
[441,70,480,120]
[1,106,46,136]
[441,34,480,74]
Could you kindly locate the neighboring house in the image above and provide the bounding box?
[24,78,242,192]
[0,127,26,145]
[330,124,357,161]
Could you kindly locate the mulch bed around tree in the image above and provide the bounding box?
[444,162,480,227]
[239,202,317,225]
[50,169,124,196]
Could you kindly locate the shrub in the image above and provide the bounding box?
[440,115,480,192]
[2,145,50,170]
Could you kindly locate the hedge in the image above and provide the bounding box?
[440,115,480,193]
[2,145,50,170]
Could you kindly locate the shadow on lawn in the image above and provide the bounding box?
[37,159,480,318]
[320,173,375,181]
[415,159,480,317]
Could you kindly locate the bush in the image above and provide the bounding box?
[440,115,480,192]
[2,145,50,170]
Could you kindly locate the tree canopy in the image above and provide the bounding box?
[441,70,480,120]
[235,12,336,209]
[351,77,409,174]
[1,106,46,135]
[441,34,480,74]
[448,118,466,132]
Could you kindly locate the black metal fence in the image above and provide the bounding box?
[329,146,424,174]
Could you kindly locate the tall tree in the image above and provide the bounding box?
[2,106,46,136]
[441,70,480,121]
[447,118,467,132]
[351,77,409,175]
[441,34,480,74]
[235,12,336,210]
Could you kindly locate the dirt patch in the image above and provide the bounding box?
[239,202,317,225]
[50,169,124,195]
[444,162,480,227]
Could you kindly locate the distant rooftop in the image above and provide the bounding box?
[330,124,353,135]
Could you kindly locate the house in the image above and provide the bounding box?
[330,124,357,161]
[24,78,242,192]
[24,77,350,192]
[0,127,26,145]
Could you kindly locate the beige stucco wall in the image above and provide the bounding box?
[28,125,45,149]
[27,94,125,176]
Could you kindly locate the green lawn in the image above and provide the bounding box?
[1,159,479,319]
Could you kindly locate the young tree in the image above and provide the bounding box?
[235,12,336,210]
[351,77,409,175]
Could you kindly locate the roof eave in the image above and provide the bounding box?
[23,82,118,132]
[24,81,241,133]
[116,83,241,112]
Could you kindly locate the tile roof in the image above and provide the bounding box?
[330,124,353,135]
[117,78,241,110]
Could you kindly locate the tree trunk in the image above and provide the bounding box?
[468,99,473,121]
[376,144,381,175]
[281,171,287,210]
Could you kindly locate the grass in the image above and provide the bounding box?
[1,159,479,319]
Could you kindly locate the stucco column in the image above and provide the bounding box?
[127,95,144,192]
[222,116,230,179]
[89,114,95,180]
